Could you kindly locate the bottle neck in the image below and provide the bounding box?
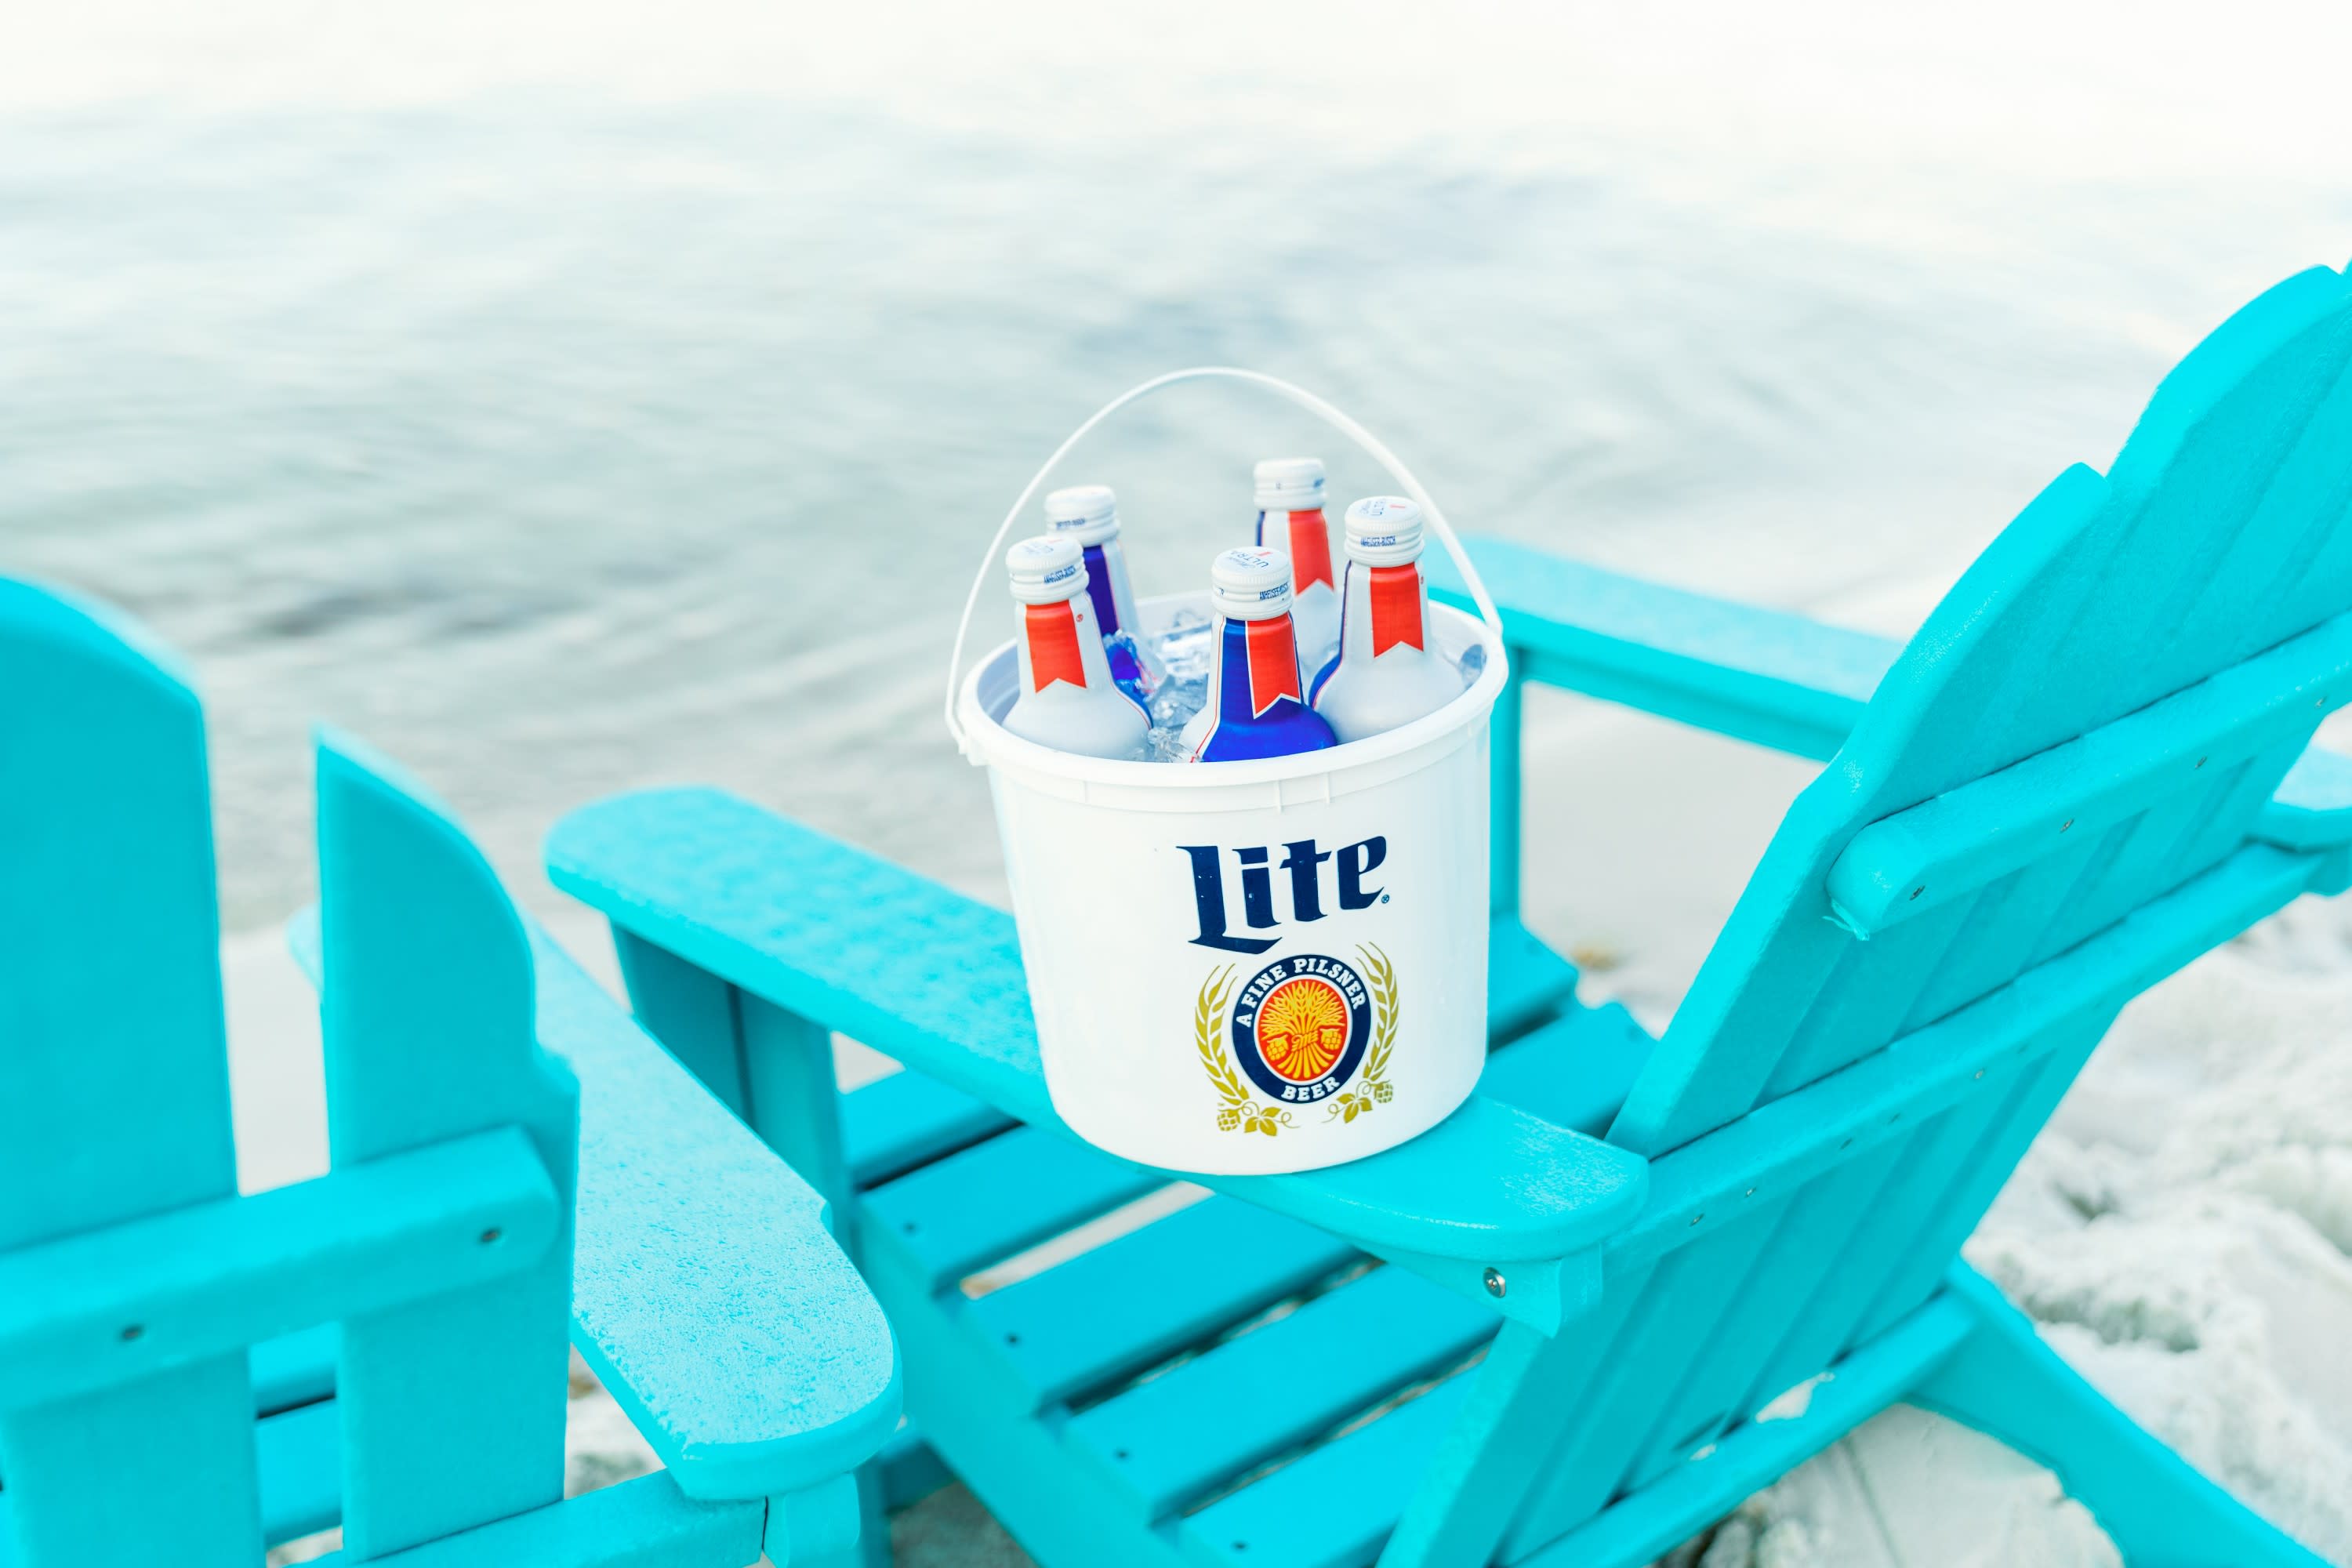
[1258,509,1335,593]
[1021,596,1112,695]
[1079,539,1130,637]
[1341,559,1429,658]
[1218,612,1307,720]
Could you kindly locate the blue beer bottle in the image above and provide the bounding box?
[1043,483,1163,708]
[1177,546,1339,763]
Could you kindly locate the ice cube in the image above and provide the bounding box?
[1155,612,1214,685]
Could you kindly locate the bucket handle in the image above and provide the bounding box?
[943,366,1508,760]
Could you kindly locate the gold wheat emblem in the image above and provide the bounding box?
[1194,945,1399,1137]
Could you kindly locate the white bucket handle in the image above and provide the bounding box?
[943,366,1508,758]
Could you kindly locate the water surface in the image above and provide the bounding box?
[8,0,2349,924]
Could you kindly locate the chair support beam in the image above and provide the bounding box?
[1827,608,2352,936]
[0,1127,558,1411]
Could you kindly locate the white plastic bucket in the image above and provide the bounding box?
[946,368,1508,1175]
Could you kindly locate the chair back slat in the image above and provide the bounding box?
[1499,1079,2030,1555]
[2141,376,2352,692]
[0,583,260,1566]
[1534,1204,1789,1533]
[1610,263,2352,1157]
[1759,896,1977,1098]
[1616,1140,1910,1495]
[315,732,579,1559]
[1843,1029,2102,1348]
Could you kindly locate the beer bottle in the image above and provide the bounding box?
[1178,546,1338,762]
[1253,457,1340,681]
[1000,534,1150,760]
[1043,483,1164,705]
[1309,496,1465,742]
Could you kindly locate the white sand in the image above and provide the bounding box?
[223,669,2352,1566]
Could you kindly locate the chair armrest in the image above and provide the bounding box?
[1825,614,2352,938]
[288,910,901,1500]
[546,789,1650,1332]
[2256,745,2352,851]
[1428,537,1903,760]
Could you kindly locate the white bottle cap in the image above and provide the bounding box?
[1342,495,1426,566]
[1043,484,1120,545]
[1004,534,1089,605]
[1210,546,1295,622]
[1254,457,1326,514]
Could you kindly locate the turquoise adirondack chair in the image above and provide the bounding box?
[543,261,2352,1567]
[0,583,900,1567]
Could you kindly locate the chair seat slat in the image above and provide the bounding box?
[1177,1375,1475,1568]
[843,1069,1018,1189]
[1483,916,1584,1039]
[251,1325,339,1417]
[1064,1264,1495,1523]
[862,1127,1164,1290]
[258,1399,343,1549]
[964,1196,1359,1412]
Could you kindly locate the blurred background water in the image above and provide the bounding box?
[8,0,2350,928]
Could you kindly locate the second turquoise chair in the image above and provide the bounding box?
[0,583,900,1566]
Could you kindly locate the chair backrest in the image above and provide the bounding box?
[0,583,577,1565]
[0,584,252,1563]
[1610,262,2352,1156]
[314,728,580,1559]
[1479,265,2352,1563]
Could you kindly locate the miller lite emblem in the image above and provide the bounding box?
[1195,945,1398,1137]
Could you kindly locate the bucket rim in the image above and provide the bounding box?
[956,597,1504,789]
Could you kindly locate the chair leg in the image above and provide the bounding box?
[769,1473,884,1568]
[844,1462,892,1568]
[1915,1266,2327,1568]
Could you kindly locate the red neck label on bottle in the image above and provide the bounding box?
[1025,601,1088,691]
[1244,614,1303,716]
[1283,510,1335,592]
[1367,564,1425,655]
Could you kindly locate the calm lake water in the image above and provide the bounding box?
[8,1,2350,927]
